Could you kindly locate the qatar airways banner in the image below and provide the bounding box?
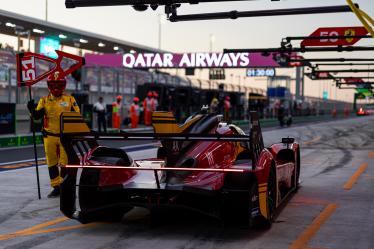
[85,52,281,68]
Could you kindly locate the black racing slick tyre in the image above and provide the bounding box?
[296,148,301,189]
[78,206,133,224]
[251,165,276,229]
[78,168,133,224]
[292,148,301,192]
[221,173,256,227]
[248,181,259,228]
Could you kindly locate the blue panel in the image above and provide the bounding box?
[267,87,287,97]
[39,37,60,59]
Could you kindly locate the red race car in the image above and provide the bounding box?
[356,106,372,116]
[60,111,300,228]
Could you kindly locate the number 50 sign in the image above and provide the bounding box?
[301,26,368,47]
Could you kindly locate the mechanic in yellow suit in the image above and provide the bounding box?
[27,72,80,198]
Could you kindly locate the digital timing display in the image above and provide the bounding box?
[247,68,275,77]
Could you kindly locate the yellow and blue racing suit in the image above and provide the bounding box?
[35,94,80,187]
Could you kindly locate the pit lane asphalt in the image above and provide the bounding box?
[1,116,374,249]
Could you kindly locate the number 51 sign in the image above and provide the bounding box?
[16,50,85,87]
[16,52,56,87]
[20,56,36,82]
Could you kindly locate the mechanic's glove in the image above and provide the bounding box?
[33,108,44,120]
[27,99,36,114]
[27,100,44,120]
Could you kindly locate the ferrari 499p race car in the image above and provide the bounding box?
[59,111,300,228]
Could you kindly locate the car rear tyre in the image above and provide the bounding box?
[292,148,301,192]
[78,168,133,223]
[251,165,276,229]
[79,206,133,224]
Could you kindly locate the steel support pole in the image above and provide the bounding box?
[8,68,12,103]
[295,67,302,101]
[28,87,41,200]
[301,67,305,101]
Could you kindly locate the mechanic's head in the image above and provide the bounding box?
[147,91,153,98]
[153,91,158,98]
[133,97,139,103]
[98,96,103,103]
[116,95,122,103]
[225,96,230,101]
[47,71,66,97]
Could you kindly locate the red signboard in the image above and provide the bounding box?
[16,50,85,87]
[301,26,368,46]
[343,77,364,84]
[316,72,330,79]
[288,55,304,67]
[19,56,37,84]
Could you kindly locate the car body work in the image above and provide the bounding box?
[357,107,369,116]
[59,111,300,228]
[357,105,374,116]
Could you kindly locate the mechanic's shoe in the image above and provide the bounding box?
[47,187,60,198]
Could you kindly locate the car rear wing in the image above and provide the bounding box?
[60,111,263,170]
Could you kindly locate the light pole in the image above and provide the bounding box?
[45,0,48,21]
[157,14,165,78]
[208,34,215,88]
[157,14,165,50]
[158,14,161,49]
[209,34,215,52]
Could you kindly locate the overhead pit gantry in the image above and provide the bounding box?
[65,0,374,39]
[66,1,359,23]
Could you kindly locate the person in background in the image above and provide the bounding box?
[112,95,122,129]
[331,105,337,118]
[143,91,153,126]
[130,97,140,128]
[210,97,219,113]
[93,96,107,132]
[27,71,80,198]
[344,104,350,117]
[223,96,231,122]
[278,102,285,127]
[152,91,159,112]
